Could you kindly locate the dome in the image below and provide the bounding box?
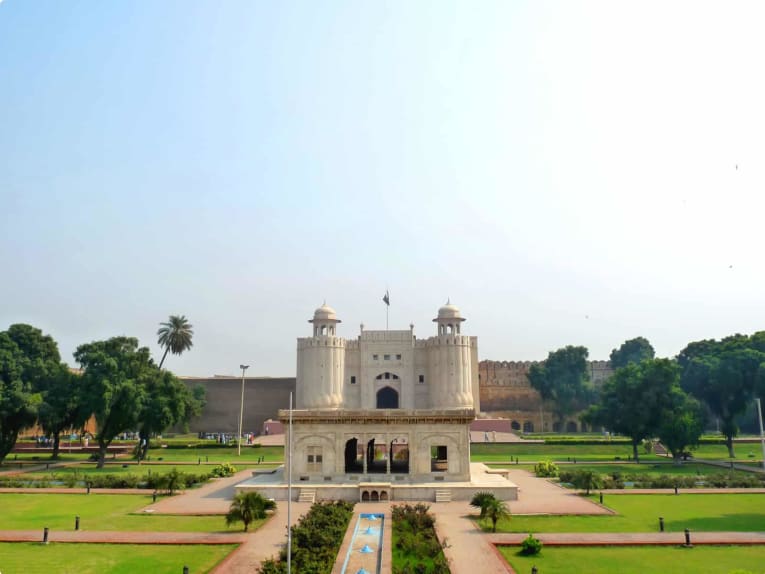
[311,303,340,323]
[434,300,465,322]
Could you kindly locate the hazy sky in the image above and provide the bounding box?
[2,1,764,377]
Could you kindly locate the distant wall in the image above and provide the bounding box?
[179,377,295,434]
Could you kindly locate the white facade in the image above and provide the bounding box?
[296,302,480,412]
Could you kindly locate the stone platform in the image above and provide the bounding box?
[235,462,518,503]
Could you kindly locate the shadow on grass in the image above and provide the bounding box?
[665,514,765,532]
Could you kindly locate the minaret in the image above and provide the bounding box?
[428,300,474,408]
[296,303,345,409]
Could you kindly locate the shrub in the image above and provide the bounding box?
[520,533,543,555]
[534,460,559,478]
[469,492,497,518]
[211,463,236,478]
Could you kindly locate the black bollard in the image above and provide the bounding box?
[153,491,157,503]
[684,528,692,547]
[674,485,678,495]
[75,516,80,530]
[599,492,603,504]
[198,457,201,465]
[86,483,91,495]
[43,527,49,544]
[183,566,189,574]
[659,517,664,532]
[206,456,208,462]
[531,566,538,574]
[46,463,49,469]
[573,458,577,464]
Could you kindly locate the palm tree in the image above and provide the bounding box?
[470,492,497,520]
[157,315,194,369]
[483,498,511,533]
[225,492,276,532]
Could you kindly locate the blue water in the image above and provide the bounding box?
[340,513,385,574]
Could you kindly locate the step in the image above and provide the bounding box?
[434,489,451,502]
[298,488,316,503]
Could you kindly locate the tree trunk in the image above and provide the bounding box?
[139,429,150,460]
[673,453,682,466]
[97,439,108,469]
[632,440,640,464]
[158,347,169,369]
[51,433,61,460]
[726,434,735,458]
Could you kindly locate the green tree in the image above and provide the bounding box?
[157,315,194,369]
[469,492,497,519]
[609,337,655,369]
[37,366,89,459]
[569,469,602,494]
[584,358,680,462]
[75,337,152,468]
[657,390,704,464]
[678,333,765,458]
[226,491,275,532]
[482,497,510,532]
[0,332,41,463]
[136,370,205,460]
[528,345,593,427]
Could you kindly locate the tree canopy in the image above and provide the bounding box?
[609,337,655,369]
[75,337,152,467]
[584,358,682,462]
[157,315,194,369]
[528,345,593,424]
[678,333,765,457]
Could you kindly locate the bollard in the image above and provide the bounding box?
[43,527,49,544]
[659,517,664,532]
[153,491,157,503]
[674,485,678,495]
[75,516,80,531]
[599,492,603,504]
[183,566,189,574]
[531,566,538,574]
[684,528,692,547]
[206,456,208,462]
[198,457,201,465]
[46,463,49,469]
[86,483,91,495]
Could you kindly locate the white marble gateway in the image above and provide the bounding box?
[237,301,518,502]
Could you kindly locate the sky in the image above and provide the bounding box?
[2,1,764,377]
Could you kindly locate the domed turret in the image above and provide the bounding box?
[310,302,341,336]
[433,299,465,335]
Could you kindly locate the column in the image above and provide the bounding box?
[386,435,391,475]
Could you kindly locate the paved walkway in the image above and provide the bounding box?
[211,501,311,574]
[144,468,255,514]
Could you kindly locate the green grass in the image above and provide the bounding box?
[143,445,284,463]
[552,462,754,478]
[480,493,765,533]
[0,493,264,533]
[499,545,765,574]
[471,443,664,463]
[0,542,236,574]
[22,462,257,480]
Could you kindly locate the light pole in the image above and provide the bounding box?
[238,364,249,456]
[756,398,765,472]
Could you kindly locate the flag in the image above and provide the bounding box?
[383,290,390,306]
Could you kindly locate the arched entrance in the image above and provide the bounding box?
[511,420,521,431]
[376,386,399,409]
[566,421,578,433]
[344,438,363,473]
[389,437,409,474]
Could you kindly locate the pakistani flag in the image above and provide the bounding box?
[383,290,390,306]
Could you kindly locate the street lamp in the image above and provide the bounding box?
[238,364,249,456]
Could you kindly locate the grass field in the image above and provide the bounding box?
[0,493,262,532]
[22,462,259,481]
[0,542,236,574]
[142,445,283,463]
[500,545,765,574]
[471,442,664,463]
[479,493,765,533]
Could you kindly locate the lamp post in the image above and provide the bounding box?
[238,364,249,457]
[756,398,765,472]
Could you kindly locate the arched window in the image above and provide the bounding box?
[375,372,399,380]
[376,386,399,408]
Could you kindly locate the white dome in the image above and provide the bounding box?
[434,300,465,322]
[311,303,340,322]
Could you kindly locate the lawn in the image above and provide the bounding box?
[471,443,664,463]
[0,493,265,533]
[0,542,236,574]
[480,493,765,533]
[22,462,257,480]
[499,545,765,574]
[143,445,284,463]
[550,462,754,478]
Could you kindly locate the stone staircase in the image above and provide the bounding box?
[435,489,452,503]
[654,442,668,457]
[298,488,316,503]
